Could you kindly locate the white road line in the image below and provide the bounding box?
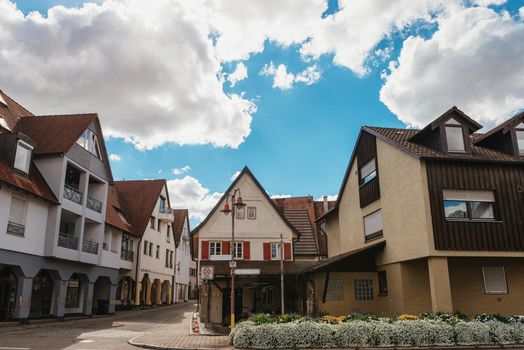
[0,347,31,350]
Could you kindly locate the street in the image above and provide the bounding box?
[0,302,197,350]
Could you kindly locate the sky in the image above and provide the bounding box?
[2,0,524,227]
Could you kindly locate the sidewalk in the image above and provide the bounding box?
[129,309,230,350]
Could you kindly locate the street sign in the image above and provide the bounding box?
[201,265,214,280]
[235,268,261,275]
[229,261,237,268]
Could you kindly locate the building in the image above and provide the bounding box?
[0,90,118,321]
[191,167,332,325]
[312,107,524,316]
[173,209,191,303]
[114,180,177,306]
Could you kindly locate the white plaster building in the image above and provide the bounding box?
[173,209,191,303]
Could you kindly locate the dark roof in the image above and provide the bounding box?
[0,90,33,131]
[0,152,57,203]
[105,185,133,234]
[173,209,189,248]
[191,166,301,239]
[475,111,524,144]
[113,179,167,237]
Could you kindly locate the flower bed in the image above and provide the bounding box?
[230,313,524,348]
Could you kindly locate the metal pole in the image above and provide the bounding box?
[230,193,236,329]
[280,234,284,315]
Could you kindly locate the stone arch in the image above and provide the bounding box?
[30,269,59,318]
[64,273,89,315]
[117,276,135,307]
[161,280,171,304]
[140,274,151,305]
[93,276,111,315]
[151,279,162,305]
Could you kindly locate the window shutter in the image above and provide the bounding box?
[201,241,209,260]
[284,243,292,260]
[243,241,250,260]
[263,243,270,261]
[9,197,26,224]
[222,240,230,255]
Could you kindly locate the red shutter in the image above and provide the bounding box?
[284,243,292,261]
[263,243,270,261]
[201,241,209,260]
[243,241,250,260]
[222,241,230,255]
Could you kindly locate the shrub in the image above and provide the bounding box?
[508,315,524,324]
[343,312,378,322]
[475,313,508,323]
[371,321,397,347]
[419,311,468,325]
[320,315,345,324]
[455,321,492,345]
[333,321,374,347]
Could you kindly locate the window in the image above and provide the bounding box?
[143,240,148,255]
[150,217,155,229]
[378,271,388,296]
[482,266,508,294]
[14,140,32,173]
[159,196,166,209]
[354,279,374,301]
[156,245,160,259]
[7,197,26,236]
[233,242,243,259]
[445,126,466,152]
[516,125,524,155]
[103,231,110,250]
[247,207,256,219]
[165,249,169,267]
[149,242,153,256]
[170,251,174,268]
[360,158,377,185]
[236,206,245,219]
[363,210,383,239]
[65,275,81,308]
[210,242,222,256]
[443,190,495,220]
[76,129,102,159]
[270,243,281,260]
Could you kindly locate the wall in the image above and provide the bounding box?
[175,219,191,286]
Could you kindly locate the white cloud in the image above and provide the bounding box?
[260,62,322,90]
[473,0,506,6]
[172,165,191,176]
[270,193,291,199]
[380,6,524,128]
[230,170,241,181]
[227,62,248,87]
[167,175,223,222]
[0,0,255,150]
[109,153,121,161]
[317,194,338,201]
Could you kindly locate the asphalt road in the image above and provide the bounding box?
[0,302,196,350]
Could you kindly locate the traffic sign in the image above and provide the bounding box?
[201,265,214,280]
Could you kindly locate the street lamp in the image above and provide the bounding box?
[220,188,245,330]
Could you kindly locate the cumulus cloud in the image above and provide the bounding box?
[227,62,248,87]
[380,6,524,128]
[0,0,255,150]
[167,175,222,222]
[270,193,292,199]
[109,153,121,161]
[230,170,241,181]
[172,165,191,176]
[260,62,322,90]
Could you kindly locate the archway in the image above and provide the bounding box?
[161,280,170,304]
[92,276,111,315]
[140,274,151,305]
[30,269,55,318]
[117,276,135,307]
[65,273,88,314]
[151,279,161,305]
[0,266,17,321]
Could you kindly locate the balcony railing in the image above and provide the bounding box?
[159,207,173,214]
[58,232,78,250]
[87,196,102,213]
[64,184,83,204]
[82,239,99,255]
[120,249,134,262]
[6,221,25,237]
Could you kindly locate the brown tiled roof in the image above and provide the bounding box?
[365,126,524,163]
[313,200,335,255]
[0,152,57,203]
[173,209,189,248]
[475,111,524,143]
[14,114,96,155]
[105,185,133,234]
[113,179,166,237]
[0,90,33,131]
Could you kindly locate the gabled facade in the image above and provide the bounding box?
[173,209,192,303]
[313,107,524,317]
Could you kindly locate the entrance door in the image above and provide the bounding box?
[0,267,17,321]
[30,270,54,318]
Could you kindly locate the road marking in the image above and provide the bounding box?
[0,347,31,350]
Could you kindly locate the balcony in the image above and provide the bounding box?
[87,196,102,213]
[120,249,134,262]
[158,207,174,222]
[58,232,78,250]
[64,184,83,205]
[82,239,99,255]
[6,221,25,237]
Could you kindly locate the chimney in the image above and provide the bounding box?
[323,195,329,213]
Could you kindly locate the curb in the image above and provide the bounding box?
[128,337,232,350]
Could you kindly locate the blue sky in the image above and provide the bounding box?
[5,0,524,226]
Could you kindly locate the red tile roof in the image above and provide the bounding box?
[173,209,189,248]
[0,90,33,131]
[105,185,133,234]
[113,179,166,237]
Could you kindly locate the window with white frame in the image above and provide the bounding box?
[14,140,32,173]
[363,209,383,239]
[210,242,222,256]
[233,242,243,259]
[443,190,495,220]
[236,206,245,219]
[143,240,148,255]
[270,243,281,260]
[7,196,26,236]
[359,158,377,185]
[445,119,466,152]
[247,207,256,219]
[482,266,508,294]
[76,129,102,159]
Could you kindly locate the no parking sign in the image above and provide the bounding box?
[201,265,214,280]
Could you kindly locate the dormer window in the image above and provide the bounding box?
[516,123,524,155]
[444,119,466,153]
[76,129,102,159]
[14,140,33,173]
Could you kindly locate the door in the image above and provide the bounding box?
[0,267,17,321]
[30,270,54,318]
